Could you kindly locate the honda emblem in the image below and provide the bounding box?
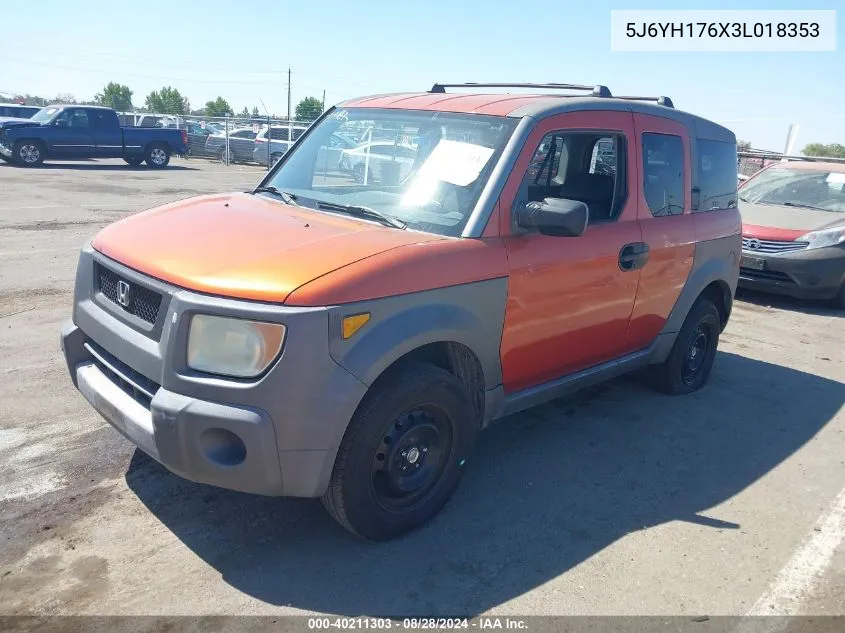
[117,280,131,308]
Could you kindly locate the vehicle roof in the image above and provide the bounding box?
[338,92,735,143]
[767,160,845,174]
[43,104,116,110]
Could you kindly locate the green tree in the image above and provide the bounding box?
[95,82,133,111]
[803,143,845,159]
[204,97,233,117]
[53,93,78,104]
[239,106,250,117]
[252,106,260,117]
[145,86,189,114]
[737,140,752,151]
[295,96,323,122]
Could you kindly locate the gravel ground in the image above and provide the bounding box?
[1,158,843,622]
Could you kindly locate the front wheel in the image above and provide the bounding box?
[649,298,721,395]
[13,140,44,167]
[145,144,171,168]
[832,283,845,310]
[322,362,476,541]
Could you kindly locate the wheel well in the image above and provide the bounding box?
[700,280,732,330]
[371,342,486,427]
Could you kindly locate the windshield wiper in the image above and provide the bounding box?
[316,201,407,229]
[252,186,299,206]
[781,201,830,212]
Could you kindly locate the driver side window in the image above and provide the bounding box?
[518,131,628,224]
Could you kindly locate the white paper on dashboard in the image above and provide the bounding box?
[415,139,495,187]
[825,172,845,184]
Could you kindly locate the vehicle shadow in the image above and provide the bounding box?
[125,351,845,616]
[735,288,843,318]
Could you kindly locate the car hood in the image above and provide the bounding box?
[91,192,444,303]
[739,201,845,236]
[0,117,39,129]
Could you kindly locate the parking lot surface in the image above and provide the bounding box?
[1,159,843,618]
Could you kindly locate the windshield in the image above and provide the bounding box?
[30,107,62,123]
[739,166,845,213]
[261,107,518,236]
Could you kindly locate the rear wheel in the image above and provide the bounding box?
[322,362,476,541]
[145,143,170,168]
[13,140,44,167]
[649,298,721,395]
[123,157,143,166]
[218,146,235,164]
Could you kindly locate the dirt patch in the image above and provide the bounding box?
[0,220,121,232]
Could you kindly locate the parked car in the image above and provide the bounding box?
[205,128,258,163]
[314,133,359,171]
[61,82,740,541]
[183,121,210,156]
[0,105,187,167]
[252,124,309,166]
[337,140,417,183]
[0,103,41,119]
[738,159,845,306]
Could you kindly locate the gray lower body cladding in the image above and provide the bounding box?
[62,243,510,498]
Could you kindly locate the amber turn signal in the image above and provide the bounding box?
[342,313,371,339]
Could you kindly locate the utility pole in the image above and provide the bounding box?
[322,89,326,113]
[287,67,292,123]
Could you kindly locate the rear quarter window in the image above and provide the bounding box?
[696,139,738,211]
[642,132,685,217]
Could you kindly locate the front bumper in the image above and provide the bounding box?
[61,243,369,497]
[738,245,845,300]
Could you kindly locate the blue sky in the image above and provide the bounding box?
[3,0,842,151]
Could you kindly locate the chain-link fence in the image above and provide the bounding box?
[738,150,783,179]
[115,111,316,169]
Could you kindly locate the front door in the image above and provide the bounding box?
[48,108,95,157]
[499,111,644,394]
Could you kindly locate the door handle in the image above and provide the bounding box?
[619,242,649,271]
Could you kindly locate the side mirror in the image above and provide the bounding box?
[54,119,67,128]
[515,197,589,237]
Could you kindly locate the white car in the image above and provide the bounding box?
[338,141,417,183]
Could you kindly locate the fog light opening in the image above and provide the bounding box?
[199,428,247,466]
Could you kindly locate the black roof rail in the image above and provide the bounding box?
[429,82,613,98]
[615,95,675,108]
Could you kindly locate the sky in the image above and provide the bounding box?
[2,0,843,152]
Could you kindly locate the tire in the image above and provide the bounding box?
[270,152,283,167]
[145,143,171,168]
[832,283,845,310]
[649,298,721,395]
[352,163,373,184]
[123,157,143,166]
[322,361,477,541]
[13,140,45,167]
[218,146,235,164]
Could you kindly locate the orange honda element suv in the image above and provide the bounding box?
[62,82,741,540]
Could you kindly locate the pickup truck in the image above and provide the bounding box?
[0,105,188,167]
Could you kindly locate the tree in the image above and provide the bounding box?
[803,143,845,159]
[737,140,751,151]
[95,82,133,111]
[295,96,323,122]
[252,106,260,117]
[145,86,189,114]
[239,106,250,117]
[204,96,233,117]
[53,93,78,104]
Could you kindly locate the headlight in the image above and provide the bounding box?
[796,227,845,250]
[187,314,286,378]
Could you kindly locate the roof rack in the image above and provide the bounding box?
[429,82,613,98]
[615,95,675,108]
[429,83,675,108]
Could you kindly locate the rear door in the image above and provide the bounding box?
[623,114,696,353]
[91,110,123,157]
[499,110,644,393]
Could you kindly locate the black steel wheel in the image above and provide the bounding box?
[650,298,720,395]
[322,361,476,541]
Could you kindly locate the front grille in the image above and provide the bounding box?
[97,264,162,325]
[739,268,795,284]
[742,237,808,254]
[84,341,160,410]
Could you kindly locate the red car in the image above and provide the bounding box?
[738,159,845,307]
